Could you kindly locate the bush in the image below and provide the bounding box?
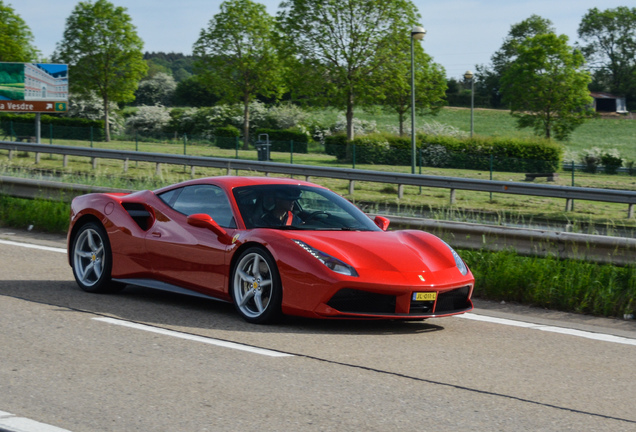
[124,105,171,136]
[254,128,309,153]
[600,149,623,174]
[264,103,308,129]
[325,134,348,159]
[0,113,106,141]
[215,125,240,149]
[329,132,562,173]
[581,147,602,173]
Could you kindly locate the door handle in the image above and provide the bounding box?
[151,231,161,238]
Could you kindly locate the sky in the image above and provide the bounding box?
[10,0,631,79]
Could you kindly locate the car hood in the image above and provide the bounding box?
[283,230,459,277]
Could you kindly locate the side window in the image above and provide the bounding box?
[170,185,235,228]
[158,188,179,206]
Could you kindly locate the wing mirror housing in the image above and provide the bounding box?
[187,213,232,244]
[373,215,390,231]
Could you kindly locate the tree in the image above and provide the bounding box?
[135,72,177,106]
[54,0,147,141]
[193,0,283,149]
[501,33,593,140]
[373,37,446,136]
[0,1,39,62]
[277,0,421,140]
[173,76,219,107]
[578,7,636,108]
[475,15,555,108]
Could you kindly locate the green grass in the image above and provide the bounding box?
[0,195,69,232]
[463,249,636,317]
[357,107,636,161]
[3,134,636,234]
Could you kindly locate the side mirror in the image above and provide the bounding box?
[373,215,390,231]
[187,213,232,243]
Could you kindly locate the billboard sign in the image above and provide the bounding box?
[0,62,68,113]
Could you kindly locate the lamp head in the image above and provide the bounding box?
[411,26,426,40]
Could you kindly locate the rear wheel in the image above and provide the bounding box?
[71,222,124,293]
[232,247,282,324]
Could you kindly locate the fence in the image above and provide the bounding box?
[4,119,635,184]
[2,175,635,266]
[2,140,636,219]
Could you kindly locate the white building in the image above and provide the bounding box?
[24,63,68,101]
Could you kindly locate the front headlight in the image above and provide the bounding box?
[441,240,469,276]
[293,240,358,277]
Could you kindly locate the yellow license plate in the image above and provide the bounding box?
[413,292,436,301]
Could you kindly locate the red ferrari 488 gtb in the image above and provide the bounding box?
[68,176,474,323]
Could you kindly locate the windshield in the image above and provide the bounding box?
[233,185,381,231]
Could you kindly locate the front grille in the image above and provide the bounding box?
[434,286,471,313]
[327,289,396,314]
[409,300,435,314]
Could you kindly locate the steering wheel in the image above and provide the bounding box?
[303,211,329,221]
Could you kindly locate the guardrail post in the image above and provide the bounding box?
[489,154,494,201]
[565,198,573,212]
[305,176,311,182]
[35,152,40,164]
[628,204,634,219]
[92,158,98,170]
[155,163,161,176]
[450,189,456,204]
[63,155,68,167]
[349,180,355,195]
[398,184,404,199]
[191,165,195,178]
[226,162,231,176]
[8,149,13,160]
[123,158,128,173]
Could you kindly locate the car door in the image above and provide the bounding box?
[144,184,236,298]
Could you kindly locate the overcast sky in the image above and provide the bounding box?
[11,0,630,79]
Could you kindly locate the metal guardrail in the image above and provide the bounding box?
[1,175,635,266]
[2,140,636,218]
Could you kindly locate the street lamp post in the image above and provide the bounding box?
[410,25,426,174]
[464,70,474,137]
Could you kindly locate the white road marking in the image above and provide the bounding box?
[457,313,636,346]
[93,317,294,357]
[0,410,71,432]
[0,239,66,254]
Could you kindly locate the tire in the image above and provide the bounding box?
[71,222,124,293]
[231,247,282,324]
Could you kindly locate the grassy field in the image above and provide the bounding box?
[353,106,636,161]
[2,106,636,230]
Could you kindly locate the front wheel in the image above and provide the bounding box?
[71,222,124,293]
[232,247,282,324]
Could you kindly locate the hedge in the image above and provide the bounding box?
[0,113,106,141]
[255,128,309,153]
[327,133,563,173]
[215,125,240,149]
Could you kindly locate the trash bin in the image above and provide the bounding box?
[255,133,271,161]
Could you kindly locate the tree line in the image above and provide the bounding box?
[0,0,635,143]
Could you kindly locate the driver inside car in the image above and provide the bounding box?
[260,189,303,227]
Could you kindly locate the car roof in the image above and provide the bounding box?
[153,176,322,194]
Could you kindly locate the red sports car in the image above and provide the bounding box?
[67,176,474,323]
